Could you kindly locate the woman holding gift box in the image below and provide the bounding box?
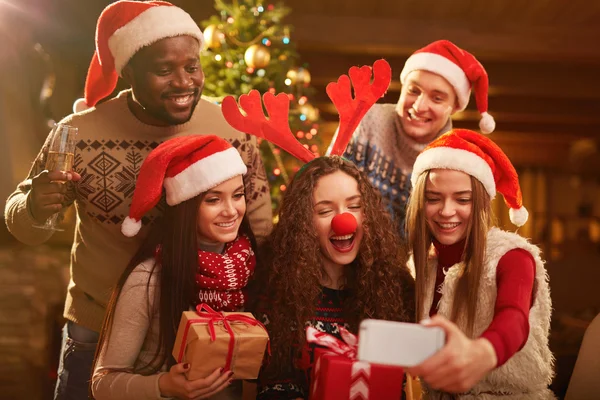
[404,129,554,398]
[220,60,416,400]
[91,135,258,400]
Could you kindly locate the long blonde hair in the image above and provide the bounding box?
[406,170,494,336]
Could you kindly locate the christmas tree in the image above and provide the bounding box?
[199,0,323,217]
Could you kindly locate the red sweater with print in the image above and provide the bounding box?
[429,239,535,367]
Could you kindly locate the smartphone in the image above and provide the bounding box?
[357,319,446,367]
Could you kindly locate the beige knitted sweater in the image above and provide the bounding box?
[4,90,272,332]
[92,260,241,400]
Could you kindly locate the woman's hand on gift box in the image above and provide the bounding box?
[158,363,233,399]
[405,315,497,393]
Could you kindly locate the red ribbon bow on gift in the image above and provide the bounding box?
[306,326,358,359]
[177,303,269,372]
[306,326,375,399]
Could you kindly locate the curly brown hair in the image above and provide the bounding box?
[255,156,415,373]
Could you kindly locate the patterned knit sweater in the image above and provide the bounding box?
[256,287,349,400]
[335,103,451,235]
[4,90,272,332]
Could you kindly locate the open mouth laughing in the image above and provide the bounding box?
[329,233,355,253]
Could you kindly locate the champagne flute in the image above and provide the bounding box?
[33,123,78,231]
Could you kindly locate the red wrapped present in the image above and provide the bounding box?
[307,327,404,400]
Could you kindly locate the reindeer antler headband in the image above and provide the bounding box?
[222,59,392,168]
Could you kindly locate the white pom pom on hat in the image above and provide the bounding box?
[73,98,91,114]
[121,216,142,238]
[479,112,496,134]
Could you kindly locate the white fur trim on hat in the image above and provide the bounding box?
[163,147,247,206]
[108,6,204,74]
[412,147,497,198]
[401,52,471,111]
[509,206,529,227]
[479,112,496,134]
[121,216,142,237]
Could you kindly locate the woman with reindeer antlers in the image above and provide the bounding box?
[221,60,416,399]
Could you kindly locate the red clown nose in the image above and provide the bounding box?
[331,213,358,236]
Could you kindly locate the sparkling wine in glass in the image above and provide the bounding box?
[33,123,78,231]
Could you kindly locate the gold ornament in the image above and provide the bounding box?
[203,24,222,49]
[296,67,311,85]
[299,103,320,122]
[244,44,271,69]
[286,67,311,86]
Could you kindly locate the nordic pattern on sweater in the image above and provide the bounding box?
[256,287,349,400]
[4,90,272,332]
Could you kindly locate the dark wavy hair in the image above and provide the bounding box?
[253,156,415,374]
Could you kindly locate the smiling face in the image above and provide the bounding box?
[398,70,458,143]
[424,169,473,245]
[123,35,204,126]
[197,176,246,244]
[312,170,364,270]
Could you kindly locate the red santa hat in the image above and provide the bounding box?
[400,40,495,134]
[411,129,528,227]
[73,0,204,113]
[121,135,247,237]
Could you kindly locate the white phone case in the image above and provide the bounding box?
[357,319,446,367]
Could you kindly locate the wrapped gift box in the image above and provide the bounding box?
[310,347,404,400]
[306,326,404,400]
[172,305,269,380]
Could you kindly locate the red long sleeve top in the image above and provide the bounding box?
[429,239,536,367]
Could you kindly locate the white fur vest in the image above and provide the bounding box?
[410,228,555,399]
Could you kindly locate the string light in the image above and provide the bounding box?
[306,133,313,140]
[298,96,307,105]
[300,114,307,121]
[310,128,317,135]
[283,37,290,44]
[280,184,286,191]
[215,54,222,61]
[246,67,255,74]
[227,17,234,23]
[273,168,281,176]
[296,131,304,139]
[226,61,233,68]
[284,78,292,85]
[257,5,264,12]
[257,69,266,77]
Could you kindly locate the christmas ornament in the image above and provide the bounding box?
[244,44,271,69]
[203,24,222,49]
[299,103,319,122]
[286,67,311,86]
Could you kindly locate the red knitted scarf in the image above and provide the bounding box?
[196,234,256,311]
